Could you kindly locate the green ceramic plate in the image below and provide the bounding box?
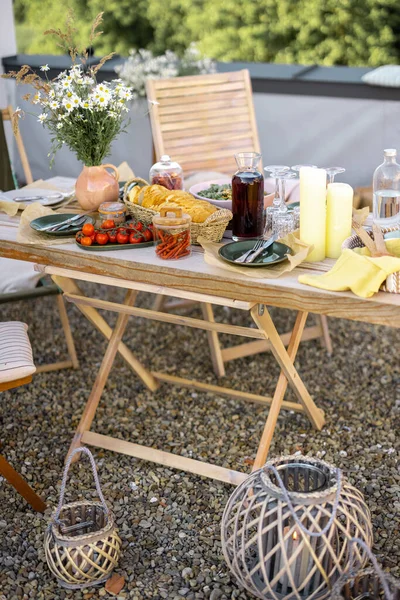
[30,214,95,237]
[218,239,292,267]
[75,240,154,251]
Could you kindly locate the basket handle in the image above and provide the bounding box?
[348,538,394,600]
[53,447,109,525]
[262,464,342,538]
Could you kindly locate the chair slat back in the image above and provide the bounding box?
[1,105,33,185]
[146,70,261,176]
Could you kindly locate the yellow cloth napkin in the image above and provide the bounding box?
[298,241,400,298]
[199,231,313,279]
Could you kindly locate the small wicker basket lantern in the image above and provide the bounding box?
[221,455,373,600]
[44,447,121,590]
[331,539,400,600]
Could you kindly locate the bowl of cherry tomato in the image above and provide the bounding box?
[75,220,154,251]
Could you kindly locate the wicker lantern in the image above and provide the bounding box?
[221,455,373,600]
[331,538,400,600]
[44,447,121,590]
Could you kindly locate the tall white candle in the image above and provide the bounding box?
[326,182,353,259]
[300,167,327,262]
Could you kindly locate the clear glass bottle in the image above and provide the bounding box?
[232,152,264,240]
[149,155,184,190]
[373,149,400,226]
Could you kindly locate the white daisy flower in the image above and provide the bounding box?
[14,106,22,116]
[49,101,59,110]
[62,98,74,112]
[81,100,91,109]
[70,95,81,107]
[40,64,50,72]
[56,122,63,129]
[62,80,71,89]
[32,93,41,105]
[37,113,47,123]
[49,90,55,98]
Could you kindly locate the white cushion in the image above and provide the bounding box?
[362,66,400,88]
[0,322,36,383]
[0,258,42,294]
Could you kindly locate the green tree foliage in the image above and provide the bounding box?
[13,0,400,66]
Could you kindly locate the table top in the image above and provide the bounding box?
[1,214,400,328]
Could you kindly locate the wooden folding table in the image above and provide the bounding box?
[2,223,400,485]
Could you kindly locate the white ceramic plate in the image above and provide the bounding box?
[1,188,70,208]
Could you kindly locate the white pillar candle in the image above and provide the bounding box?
[326,182,354,259]
[300,167,327,262]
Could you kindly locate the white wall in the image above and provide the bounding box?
[4,81,400,188]
[0,0,17,169]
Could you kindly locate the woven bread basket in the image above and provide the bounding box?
[123,178,232,244]
[342,230,400,293]
[44,447,121,590]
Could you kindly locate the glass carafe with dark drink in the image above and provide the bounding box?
[232,152,264,240]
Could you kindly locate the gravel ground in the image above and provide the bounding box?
[0,284,399,599]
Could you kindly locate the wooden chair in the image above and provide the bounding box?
[147,70,261,176]
[0,322,46,512]
[2,105,33,185]
[146,71,332,372]
[1,106,79,374]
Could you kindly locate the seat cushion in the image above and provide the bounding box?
[0,258,42,294]
[0,322,36,383]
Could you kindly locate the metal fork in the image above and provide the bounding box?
[234,239,264,263]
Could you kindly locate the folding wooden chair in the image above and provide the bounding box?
[0,322,46,512]
[146,71,332,374]
[1,106,79,373]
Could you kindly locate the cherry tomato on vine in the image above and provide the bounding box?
[96,232,109,245]
[134,221,144,232]
[107,229,117,243]
[129,233,142,244]
[82,223,95,236]
[142,228,153,242]
[101,219,115,230]
[81,236,93,247]
[117,231,129,244]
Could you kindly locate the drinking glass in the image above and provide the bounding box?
[272,170,296,238]
[325,167,346,184]
[264,165,290,233]
[232,152,264,240]
[291,164,318,175]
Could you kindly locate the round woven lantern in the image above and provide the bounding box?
[221,455,373,600]
[44,447,121,590]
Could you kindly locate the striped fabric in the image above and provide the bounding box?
[0,322,36,384]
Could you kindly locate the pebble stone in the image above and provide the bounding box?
[0,287,399,599]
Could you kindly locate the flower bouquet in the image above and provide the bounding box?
[3,12,133,210]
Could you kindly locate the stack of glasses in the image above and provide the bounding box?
[264,165,346,239]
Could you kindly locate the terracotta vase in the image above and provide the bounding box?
[75,164,120,210]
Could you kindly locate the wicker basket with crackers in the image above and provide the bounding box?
[123,178,232,244]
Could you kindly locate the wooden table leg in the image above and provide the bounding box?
[251,305,325,431]
[55,294,80,369]
[319,315,333,354]
[252,311,309,471]
[0,455,46,512]
[200,303,225,377]
[52,275,158,392]
[67,290,138,462]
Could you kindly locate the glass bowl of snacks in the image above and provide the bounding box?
[150,155,183,190]
[98,201,127,226]
[153,204,191,260]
